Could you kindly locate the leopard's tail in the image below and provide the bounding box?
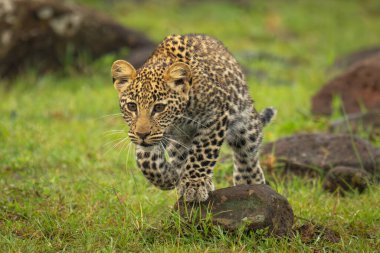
[260,107,277,127]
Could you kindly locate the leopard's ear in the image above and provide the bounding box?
[111,60,136,93]
[164,62,191,99]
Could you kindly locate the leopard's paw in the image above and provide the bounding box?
[178,177,214,202]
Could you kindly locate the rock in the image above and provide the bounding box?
[261,133,379,178]
[323,166,371,194]
[174,184,294,236]
[329,110,380,139]
[0,0,155,79]
[311,54,380,116]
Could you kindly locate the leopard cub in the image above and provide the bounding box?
[111,34,275,202]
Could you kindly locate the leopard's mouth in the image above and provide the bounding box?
[132,138,163,147]
[128,132,164,147]
[130,139,158,147]
[140,141,155,147]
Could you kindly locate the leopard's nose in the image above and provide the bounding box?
[136,131,151,140]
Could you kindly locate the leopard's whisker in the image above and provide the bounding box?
[162,137,190,162]
[159,141,166,152]
[102,136,126,149]
[125,142,133,166]
[118,136,130,159]
[172,125,191,139]
[113,137,130,150]
[103,136,130,155]
[159,141,172,160]
[163,136,188,150]
[178,115,207,128]
[164,138,188,161]
[102,142,122,155]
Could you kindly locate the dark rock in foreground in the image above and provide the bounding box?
[311,54,380,116]
[174,184,294,236]
[323,166,371,194]
[261,133,379,178]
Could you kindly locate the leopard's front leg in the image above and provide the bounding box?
[178,115,228,202]
[136,144,180,190]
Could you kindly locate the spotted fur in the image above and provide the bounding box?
[111,34,275,202]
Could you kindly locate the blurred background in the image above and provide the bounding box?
[0,0,379,251]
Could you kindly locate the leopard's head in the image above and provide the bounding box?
[111,60,191,147]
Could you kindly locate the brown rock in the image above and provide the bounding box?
[261,133,379,178]
[0,0,155,79]
[312,54,380,116]
[323,166,371,194]
[174,184,294,236]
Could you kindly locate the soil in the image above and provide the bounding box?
[294,223,341,243]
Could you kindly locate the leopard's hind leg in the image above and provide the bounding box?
[226,107,275,185]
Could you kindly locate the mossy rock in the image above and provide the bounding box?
[174,184,294,236]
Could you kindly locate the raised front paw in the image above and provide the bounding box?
[178,177,214,202]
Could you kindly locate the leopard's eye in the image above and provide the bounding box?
[153,103,166,113]
[127,102,137,112]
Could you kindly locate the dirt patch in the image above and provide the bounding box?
[294,223,341,244]
[312,54,380,115]
[174,184,294,236]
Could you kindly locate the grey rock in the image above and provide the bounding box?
[174,184,294,236]
[261,133,379,178]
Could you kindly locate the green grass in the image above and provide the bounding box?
[1,0,380,252]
